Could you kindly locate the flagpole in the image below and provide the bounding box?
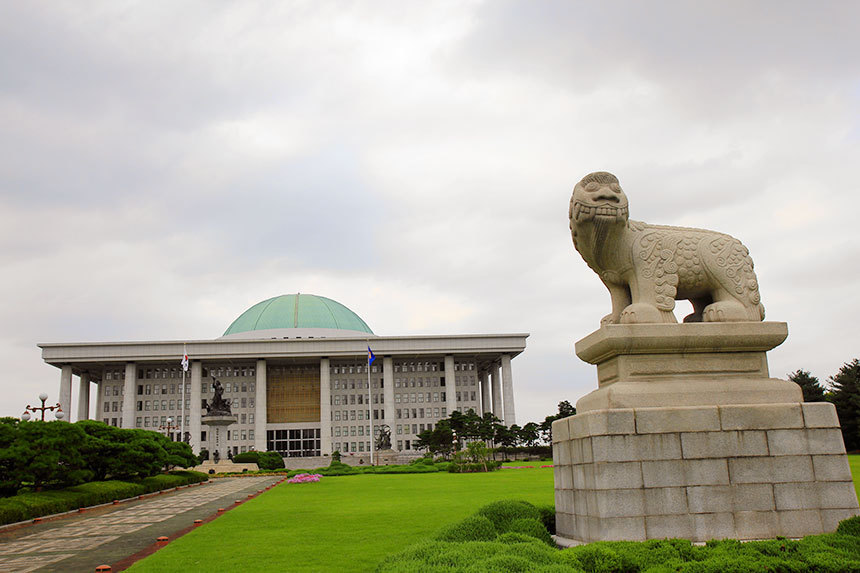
[367,340,374,466]
[180,344,186,443]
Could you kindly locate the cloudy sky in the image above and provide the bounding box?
[1,1,858,424]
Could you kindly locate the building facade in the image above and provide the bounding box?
[39,294,527,458]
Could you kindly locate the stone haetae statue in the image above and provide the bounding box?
[204,376,232,416]
[375,424,392,451]
[569,171,765,325]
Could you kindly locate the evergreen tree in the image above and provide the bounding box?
[788,369,826,402]
[828,359,860,451]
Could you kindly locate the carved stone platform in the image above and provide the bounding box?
[553,322,859,544]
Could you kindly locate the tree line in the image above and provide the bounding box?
[414,401,575,458]
[0,418,198,495]
[790,359,860,451]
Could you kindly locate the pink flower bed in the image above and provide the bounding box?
[287,473,322,484]
[502,466,533,469]
[540,465,554,468]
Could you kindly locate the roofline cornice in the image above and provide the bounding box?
[38,333,529,367]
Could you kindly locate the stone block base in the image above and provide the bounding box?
[552,401,859,543]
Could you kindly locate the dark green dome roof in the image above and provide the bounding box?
[223,294,373,337]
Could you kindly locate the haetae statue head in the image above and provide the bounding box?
[569,171,629,225]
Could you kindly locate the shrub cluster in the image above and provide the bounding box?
[0,418,198,495]
[378,504,860,572]
[494,445,553,459]
[448,461,502,473]
[231,451,286,470]
[0,470,207,525]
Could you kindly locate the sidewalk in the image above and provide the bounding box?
[0,476,282,572]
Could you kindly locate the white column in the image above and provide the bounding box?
[444,355,457,415]
[121,363,136,429]
[383,357,395,446]
[501,354,516,426]
[491,362,503,420]
[255,359,267,452]
[320,358,332,456]
[94,378,104,423]
[59,365,73,420]
[77,372,90,421]
[190,361,202,454]
[480,370,491,415]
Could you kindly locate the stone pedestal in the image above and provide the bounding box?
[202,414,237,460]
[553,322,859,544]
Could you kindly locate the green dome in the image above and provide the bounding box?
[223,294,373,337]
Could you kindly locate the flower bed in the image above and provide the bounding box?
[287,473,322,484]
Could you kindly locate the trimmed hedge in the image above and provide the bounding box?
[378,501,860,572]
[232,451,285,470]
[448,461,502,473]
[0,470,207,525]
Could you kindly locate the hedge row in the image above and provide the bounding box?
[0,470,208,525]
[231,451,286,470]
[447,461,503,473]
[378,501,860,572]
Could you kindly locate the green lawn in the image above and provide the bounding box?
[127,456,860,572]
[126,468,555,572]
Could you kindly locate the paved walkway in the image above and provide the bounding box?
[0,476,282,572]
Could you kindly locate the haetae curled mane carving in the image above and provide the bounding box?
[569,171,765,325]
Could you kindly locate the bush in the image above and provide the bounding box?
[380,505,860,572]
[536,504,556,534]
[259,451,285,469]
[0,470,207,525]
[477,500,542,532]
[436,515,498,542]
[509,517,554,546]
[837,516,860,537]
[447,461,502,473]
[232,451,260,464]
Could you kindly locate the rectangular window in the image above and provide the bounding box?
[241,414,247,424]
[249,413,254,423]
[136,401,142,411]
[249,430,254,440]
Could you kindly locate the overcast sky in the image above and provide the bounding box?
[1,1,858,425]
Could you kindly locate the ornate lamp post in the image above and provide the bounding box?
[21,393,65,421]
[159,416,180,441]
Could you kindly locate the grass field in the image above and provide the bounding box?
[127,456,860,572]
[126,467,555,572]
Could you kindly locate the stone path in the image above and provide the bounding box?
[0,476,282,572]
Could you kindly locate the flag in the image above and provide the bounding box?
[367,346,376,366]
[181,351,189,372]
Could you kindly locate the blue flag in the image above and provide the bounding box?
[367,346,376,366]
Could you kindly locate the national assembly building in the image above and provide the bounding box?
[39,294,528,460]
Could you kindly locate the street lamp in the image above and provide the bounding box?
[159,416,179,441]
[21,393,64,421]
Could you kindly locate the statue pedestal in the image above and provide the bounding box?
[553,322,859,545]
[202,414,237,460]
